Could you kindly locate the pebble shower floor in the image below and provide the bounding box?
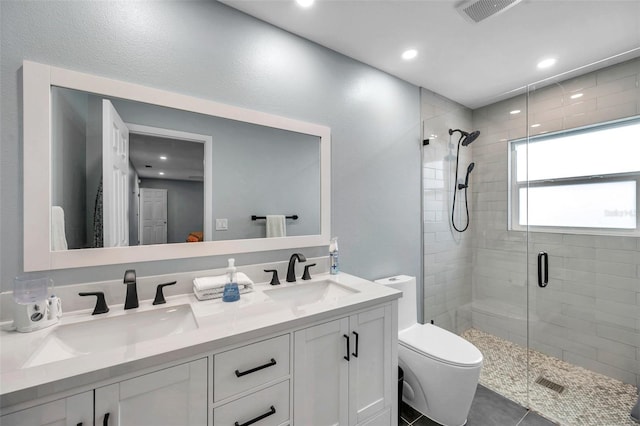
[462,328,638,426]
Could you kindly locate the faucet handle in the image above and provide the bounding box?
[302,263,316,280]
[153,281,177,305]
[79,292,109,315]
[264,269,280,285]
[124,269,136,284]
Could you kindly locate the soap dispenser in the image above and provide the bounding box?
[222,258,240,302]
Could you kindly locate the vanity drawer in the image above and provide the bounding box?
[214,334,290,401]
[213,380,289,426]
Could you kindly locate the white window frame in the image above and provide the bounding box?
[508,116,640,236]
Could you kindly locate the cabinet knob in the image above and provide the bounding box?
[103,412,110,426]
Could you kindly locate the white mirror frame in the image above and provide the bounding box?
[23,61,331,271]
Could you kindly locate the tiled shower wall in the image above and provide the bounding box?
[471,58,640,386]
[421,88,474,332]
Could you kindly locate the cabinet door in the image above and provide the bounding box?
[95,358,207,426]
[0,391,92,426]
[294,317,350,426]
[349,305,393,425]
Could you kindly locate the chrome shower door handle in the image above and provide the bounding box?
[537,252,549,287]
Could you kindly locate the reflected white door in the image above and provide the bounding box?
[139,188,167,245]
[102,100,130,247]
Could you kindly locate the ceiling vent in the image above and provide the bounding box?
[456,0,523,23]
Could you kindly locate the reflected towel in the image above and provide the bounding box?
[266,215,286,238]
[51,206,68,251]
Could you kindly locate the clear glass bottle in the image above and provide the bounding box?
[329,237,339,275]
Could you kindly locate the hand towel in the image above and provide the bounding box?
[266,215,286,238]
[51,206,68,251]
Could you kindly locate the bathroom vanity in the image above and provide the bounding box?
[0,272,400,426]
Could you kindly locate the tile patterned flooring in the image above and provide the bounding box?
[400,385,556,425]
[461,328,639,426]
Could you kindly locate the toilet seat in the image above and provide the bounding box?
[399,323,483,367]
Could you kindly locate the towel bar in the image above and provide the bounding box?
[251,215,298,220]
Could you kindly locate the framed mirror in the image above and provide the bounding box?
[23,61,331,271]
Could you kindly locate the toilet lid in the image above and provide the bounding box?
[399,324,483,367]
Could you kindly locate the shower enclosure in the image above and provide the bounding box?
[421,52,640,425]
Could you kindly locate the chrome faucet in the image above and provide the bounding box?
[123,269,139,309]
[286,253,306,282]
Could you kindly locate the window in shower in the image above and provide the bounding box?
[508,115,640,235]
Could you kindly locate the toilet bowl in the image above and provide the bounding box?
[375,275,483,426]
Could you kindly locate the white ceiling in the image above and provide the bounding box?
[221,0,640,109]
[130,134,204,181]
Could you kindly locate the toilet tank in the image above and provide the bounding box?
[374,275,417,331]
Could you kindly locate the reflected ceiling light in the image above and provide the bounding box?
[510,110,521,115]
[158,172,165,175]
[296,0,314,7]
[159,155,167,160]
[570,93,583,100]
[402,49,418,60]
[537,58,556,69]
[531,123,541,128]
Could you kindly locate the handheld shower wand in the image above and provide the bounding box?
[449,129,479,232]
[458,162,475,190]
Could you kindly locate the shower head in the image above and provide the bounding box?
[462,130,480,146]
[448,128,481,146]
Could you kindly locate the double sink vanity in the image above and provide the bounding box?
[1,265,400,426]
[3,61,400,425]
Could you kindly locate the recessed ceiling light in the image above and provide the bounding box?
[402,49,418,60]
[537,58,556,69]
[570,93,583,100]
[531,123,541,128]
[510,110,521,115]
[159,172,165,176]
[160,155,167,160]
[296,0,314,7]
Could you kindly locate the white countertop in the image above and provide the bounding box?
[0,272,400,407]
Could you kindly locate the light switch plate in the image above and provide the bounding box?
[215,218,228,231]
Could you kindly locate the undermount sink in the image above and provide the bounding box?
[24,305,198,367]
[264,280,358,307]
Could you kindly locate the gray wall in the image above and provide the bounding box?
[0,1,421,289]
[51,88,88,249]
[139,178,204,245]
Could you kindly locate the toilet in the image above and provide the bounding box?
[375,275,483,426]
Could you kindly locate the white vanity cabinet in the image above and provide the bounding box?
[1,282,398,426]
[95,358,208,426]
[0,359,207,426]
[0,391,93,426]
[293,304,394,426]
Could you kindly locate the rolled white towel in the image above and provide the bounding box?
[193,272,254,300]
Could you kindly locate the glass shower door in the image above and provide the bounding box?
[524,56,640,425]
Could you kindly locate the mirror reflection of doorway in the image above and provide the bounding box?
[126,124,212,246]
[139,188,167,245]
